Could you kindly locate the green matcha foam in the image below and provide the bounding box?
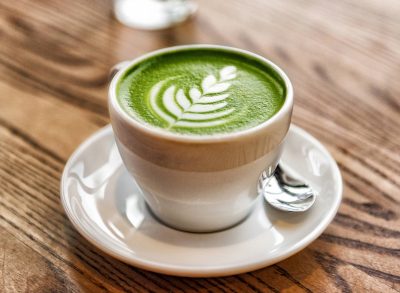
[117,48,286,135]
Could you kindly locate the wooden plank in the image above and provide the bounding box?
[0,226,100,292]
[0,80,106,160]
[0,0,399,291]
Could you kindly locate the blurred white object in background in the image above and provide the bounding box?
[114,0,197,30]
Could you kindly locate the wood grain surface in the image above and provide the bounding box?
[1,0,399,292]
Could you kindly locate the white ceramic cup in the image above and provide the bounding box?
[109,45,293,232]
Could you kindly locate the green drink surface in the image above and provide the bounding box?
[116,48,286,135]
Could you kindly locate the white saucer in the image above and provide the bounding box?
[61,125,342,277]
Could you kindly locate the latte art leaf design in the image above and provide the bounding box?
[149,66,237,128]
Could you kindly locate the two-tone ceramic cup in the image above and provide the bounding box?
[109,45,293,232]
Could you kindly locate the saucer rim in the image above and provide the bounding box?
[60,124,342,277]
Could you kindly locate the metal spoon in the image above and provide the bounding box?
[261,164,316,212]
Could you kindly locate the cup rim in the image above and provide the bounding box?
[109,44,293,143]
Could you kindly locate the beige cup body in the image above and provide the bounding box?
[109,45,293,232]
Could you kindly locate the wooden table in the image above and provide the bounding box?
[1,0,399,292]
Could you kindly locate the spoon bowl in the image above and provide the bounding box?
[262,164,316,212]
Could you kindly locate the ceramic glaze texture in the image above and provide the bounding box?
[116,139,282,231]
[61,125,342,276]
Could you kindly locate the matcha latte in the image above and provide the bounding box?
[116,48,286,135]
